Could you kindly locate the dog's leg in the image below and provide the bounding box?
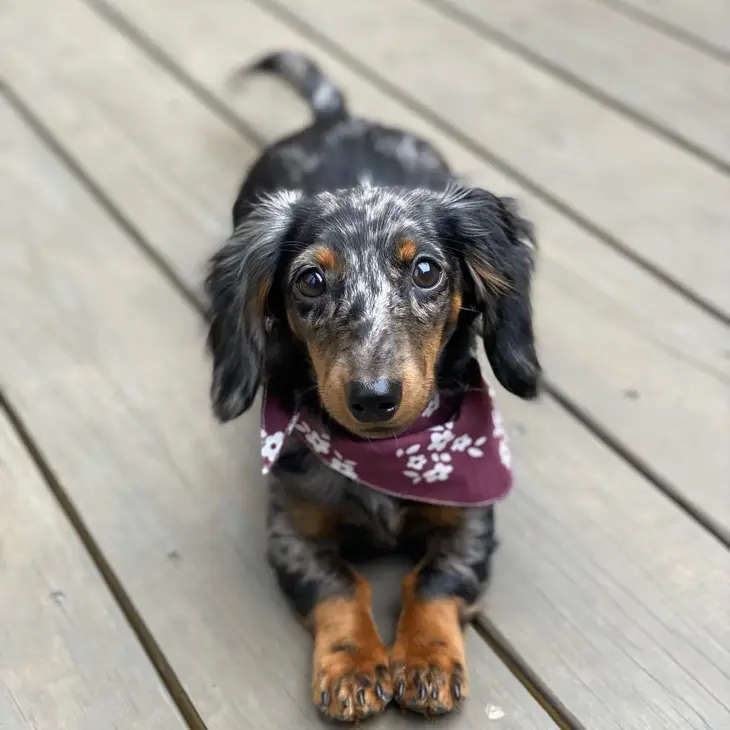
[267,497,393,722]
[391,505,496,715]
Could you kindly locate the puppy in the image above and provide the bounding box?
[205,51,540,722]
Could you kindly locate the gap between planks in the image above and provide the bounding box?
[1,2,724,724]
[0,82,209,730]
[237,0,730,326]
[590,0,730,64]
[420,0,730,176]
[472,617,582,730]
[0,389,209,730]
[70,0,730,545]
[0,83,569,729]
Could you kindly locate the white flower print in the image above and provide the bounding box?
[294,421,311,434]
[450,434,472,452]
[261,431,285,473]
[262,431,284,461]
[427,422,455,451]
[466,436,488,458]
[499,439,512,469]
[492,410,506,439]
[423,452,453,482]
[305,429,331,455]
[398,444,427,483]
[329,450,358,479]
[407,454,428,471]
[422,394,440,418]
[403,470,423,484]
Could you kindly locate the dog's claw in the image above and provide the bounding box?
[418,685,427,701]
[313,637,392,720]
[395,681,405,700]
[431,687,439,700]
[452,681,461,700]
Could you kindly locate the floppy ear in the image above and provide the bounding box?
[205,190,302,421]
[442,187,541,399]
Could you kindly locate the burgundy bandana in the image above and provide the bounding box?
[260,359,512,507]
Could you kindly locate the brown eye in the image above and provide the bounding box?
[412,258,443,289]
[296,268,326,298]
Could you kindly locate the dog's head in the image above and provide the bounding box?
[206,186,540,437]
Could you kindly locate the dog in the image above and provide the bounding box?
[205,51,540,722]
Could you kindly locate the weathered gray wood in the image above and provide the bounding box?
[11,0,725,544]
[0,91,554,728]
[0,411,187,730]
[483,375,730,730]
[598,0,730,57]
[265,0,730,319]
[2,2,729,728]
[439,0,730,168]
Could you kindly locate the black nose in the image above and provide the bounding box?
[346,379,403,423]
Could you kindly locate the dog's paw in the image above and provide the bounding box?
[390,639,467,715]
[313,642,393,722]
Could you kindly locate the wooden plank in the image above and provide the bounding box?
[202,0,730,533]
[0,85,554,729]
[1,2,729,728]
[597,0,730,58]
[437,0,730,169]
[12,0,725,546]
[0,412,186,730]
[263,0,730,320]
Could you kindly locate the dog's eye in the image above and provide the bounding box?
[295,268,326,298]
[412,258,443,289]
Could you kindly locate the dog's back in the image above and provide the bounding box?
[233,51,454,222]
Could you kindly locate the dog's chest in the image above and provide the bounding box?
[272,437,428,547]
[342,482,407,547]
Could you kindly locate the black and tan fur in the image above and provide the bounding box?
[205,51,540,721]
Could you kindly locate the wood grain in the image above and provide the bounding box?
[0,92,553,729]
[9,0,725,541]
[264,0,730,319]
[438,0,730,168]
[0,412,186,730]
[1,1,728,728]
[597,0,730,57]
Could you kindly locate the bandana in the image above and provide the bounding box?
[260,359,512,507]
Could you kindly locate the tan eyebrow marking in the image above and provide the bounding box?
[397,239,418,264]
[312,246,338,270]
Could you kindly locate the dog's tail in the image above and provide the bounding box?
[241,51,348,125]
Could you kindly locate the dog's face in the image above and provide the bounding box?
[206,186,539,436]
[283,194,464,437]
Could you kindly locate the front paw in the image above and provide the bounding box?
[390,638,467,715]
[313,642,393,722]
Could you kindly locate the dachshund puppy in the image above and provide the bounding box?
[205,51,540,722]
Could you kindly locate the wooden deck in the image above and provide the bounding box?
[1,0,728,728]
